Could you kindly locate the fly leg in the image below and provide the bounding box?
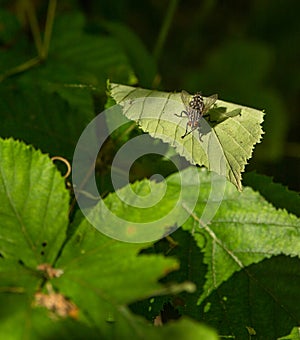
[181,125,197,139]
[175,110,188,118]
[175,110,190,138]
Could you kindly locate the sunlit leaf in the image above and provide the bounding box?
[0,138,69,266]
[278,327,300,340]
[110,83,264,190]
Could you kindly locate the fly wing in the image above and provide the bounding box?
[181,90,192,110]
[202,94,218,114]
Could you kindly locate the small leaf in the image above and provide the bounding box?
[110,83,264,190]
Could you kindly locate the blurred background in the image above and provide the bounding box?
[1,0,299,191]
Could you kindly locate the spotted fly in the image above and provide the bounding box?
[175,90,218,139]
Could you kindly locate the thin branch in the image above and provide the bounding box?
[153,0,179,61]
[42,0,57,59]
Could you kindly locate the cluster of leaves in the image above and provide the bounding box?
[0,2,300,340]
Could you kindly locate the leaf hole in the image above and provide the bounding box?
[42,241,47,247]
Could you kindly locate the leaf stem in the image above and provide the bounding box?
[0,0,57,82]
[42,0,57,59]
[153,0,179,61]
[25,0,43,56]
[0,56,41,82]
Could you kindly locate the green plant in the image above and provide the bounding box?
[0,2,299,339]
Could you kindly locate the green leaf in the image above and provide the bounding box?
[74,164,204,242]
[109,83,264,190]
[278,327,300,340]
[139,232,300,338]
[243,172,300,217]
[174,169,300,304]
[199,255,300,339]
[0,138,69,266]
[0,139,218,339]
[152,318,219,339]
[74,164,300,307]
[0,82,93,158]
[52,214,213,339]
[0,291,101,340]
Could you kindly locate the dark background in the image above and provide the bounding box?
[82,0,300,191]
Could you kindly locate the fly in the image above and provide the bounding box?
[175,90,218,139]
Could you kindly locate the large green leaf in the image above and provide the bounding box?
[52,215,218,339]
[0,225,217,340]
[0,139,218,339]
[110,83,264,190]
[0,138,69,266]
[172,169,300,304]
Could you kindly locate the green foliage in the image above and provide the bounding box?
[0,2,299,339]
[1,137,299,339]
[0,138,69,266]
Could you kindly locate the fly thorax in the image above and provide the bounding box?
[189,93,204,112]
